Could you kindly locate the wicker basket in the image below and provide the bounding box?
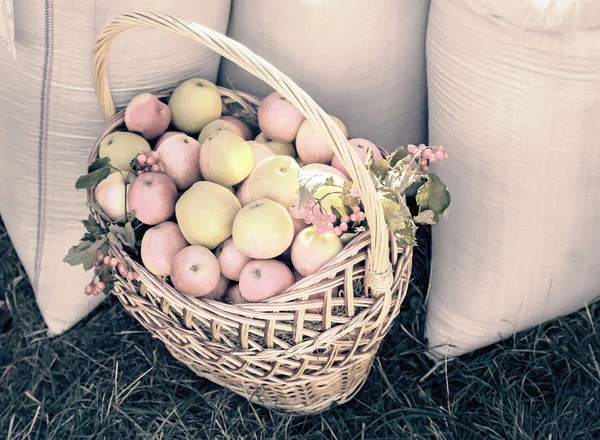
[89,12,413,414]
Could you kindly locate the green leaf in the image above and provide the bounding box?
[81,214,105,239]
[108,223,136,249]
[416,173,451,223]
[88,157,111,173]
[297,169,331,207]
[86,200,112,223]
[340,232,358,245]
[413,210,435,225]
[63,237,108,271]
[387,147,410,167]
[106,231,123,252]
[96,264,115,293]
[331,206,345,219]
[76,167,110,189]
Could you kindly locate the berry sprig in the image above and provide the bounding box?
[135,151,165,175]
[289,189,366,236]
[406,144,449,174]
[84,251,138,295]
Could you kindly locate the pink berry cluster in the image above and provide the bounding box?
[85,251,138,295]
[407,144,449,174]
[290,189,366,236]
[135,151,165,175]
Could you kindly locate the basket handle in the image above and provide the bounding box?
[92,12,393,296]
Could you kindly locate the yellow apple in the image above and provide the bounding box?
[168,78,222,134]
[247,140,276,168]
[247,156,300,208]
[176,181,241,249]
[255,132,296,157]
[99,132,150,172]
[94,171,136,223]
[291,226,343,276]
[198,117,252,143]
[199,130,254,186]
[232,198,294,259]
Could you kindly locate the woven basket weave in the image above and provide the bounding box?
[89,12,413,414]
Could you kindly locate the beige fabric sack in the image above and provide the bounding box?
[425,0,600,358]
[218,0,430,150]
[0,0,231,335]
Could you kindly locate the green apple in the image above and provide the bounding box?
[99,132,150,172]
[168,78,222,134]
[247,156,300,208]
[199,130,254,186]
[176,181,241,249]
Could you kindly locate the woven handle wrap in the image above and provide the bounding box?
[92,12,393,296]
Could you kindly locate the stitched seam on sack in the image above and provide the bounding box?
[34,0,54,291]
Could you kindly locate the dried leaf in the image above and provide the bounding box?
[387,147,410,167]
[413,210,435,225]
[380,198,416,246]
[108,223,136,249]
[416,173,451,223]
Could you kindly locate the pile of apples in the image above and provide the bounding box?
[94,78,381,303]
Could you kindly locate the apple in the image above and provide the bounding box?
[295,115,348,164]
[198,117,252,143]
[239,259,294,302]
[302,163,346,180]
[94,171,135,222]
[215,237,251,281]
[221,116,253,140]
[311,173,349,217]
[247,156,300,208]
[331,138,382,179]
[199,130,253,186]
[255,132,296,157]
[225,284,245,304]
[156,133,202,190]
[247,141,276,168]
[176,181,241,249]
[235,179,253,207]
[206,275,231,300]
[170,245,221,297]
[127,172,178,225]
[232,198,294,259]
[155,131,179,148]
[291,226,343,276]
[257,92,305,142]
[99,132,150,172]
[140,221,188,276]
[124,93,171,140]
[168,78,222,134]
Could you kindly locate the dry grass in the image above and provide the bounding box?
[1,218,599,439]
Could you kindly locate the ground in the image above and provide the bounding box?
[1,218,599,439]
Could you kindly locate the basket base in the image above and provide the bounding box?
[167,345,375,415]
